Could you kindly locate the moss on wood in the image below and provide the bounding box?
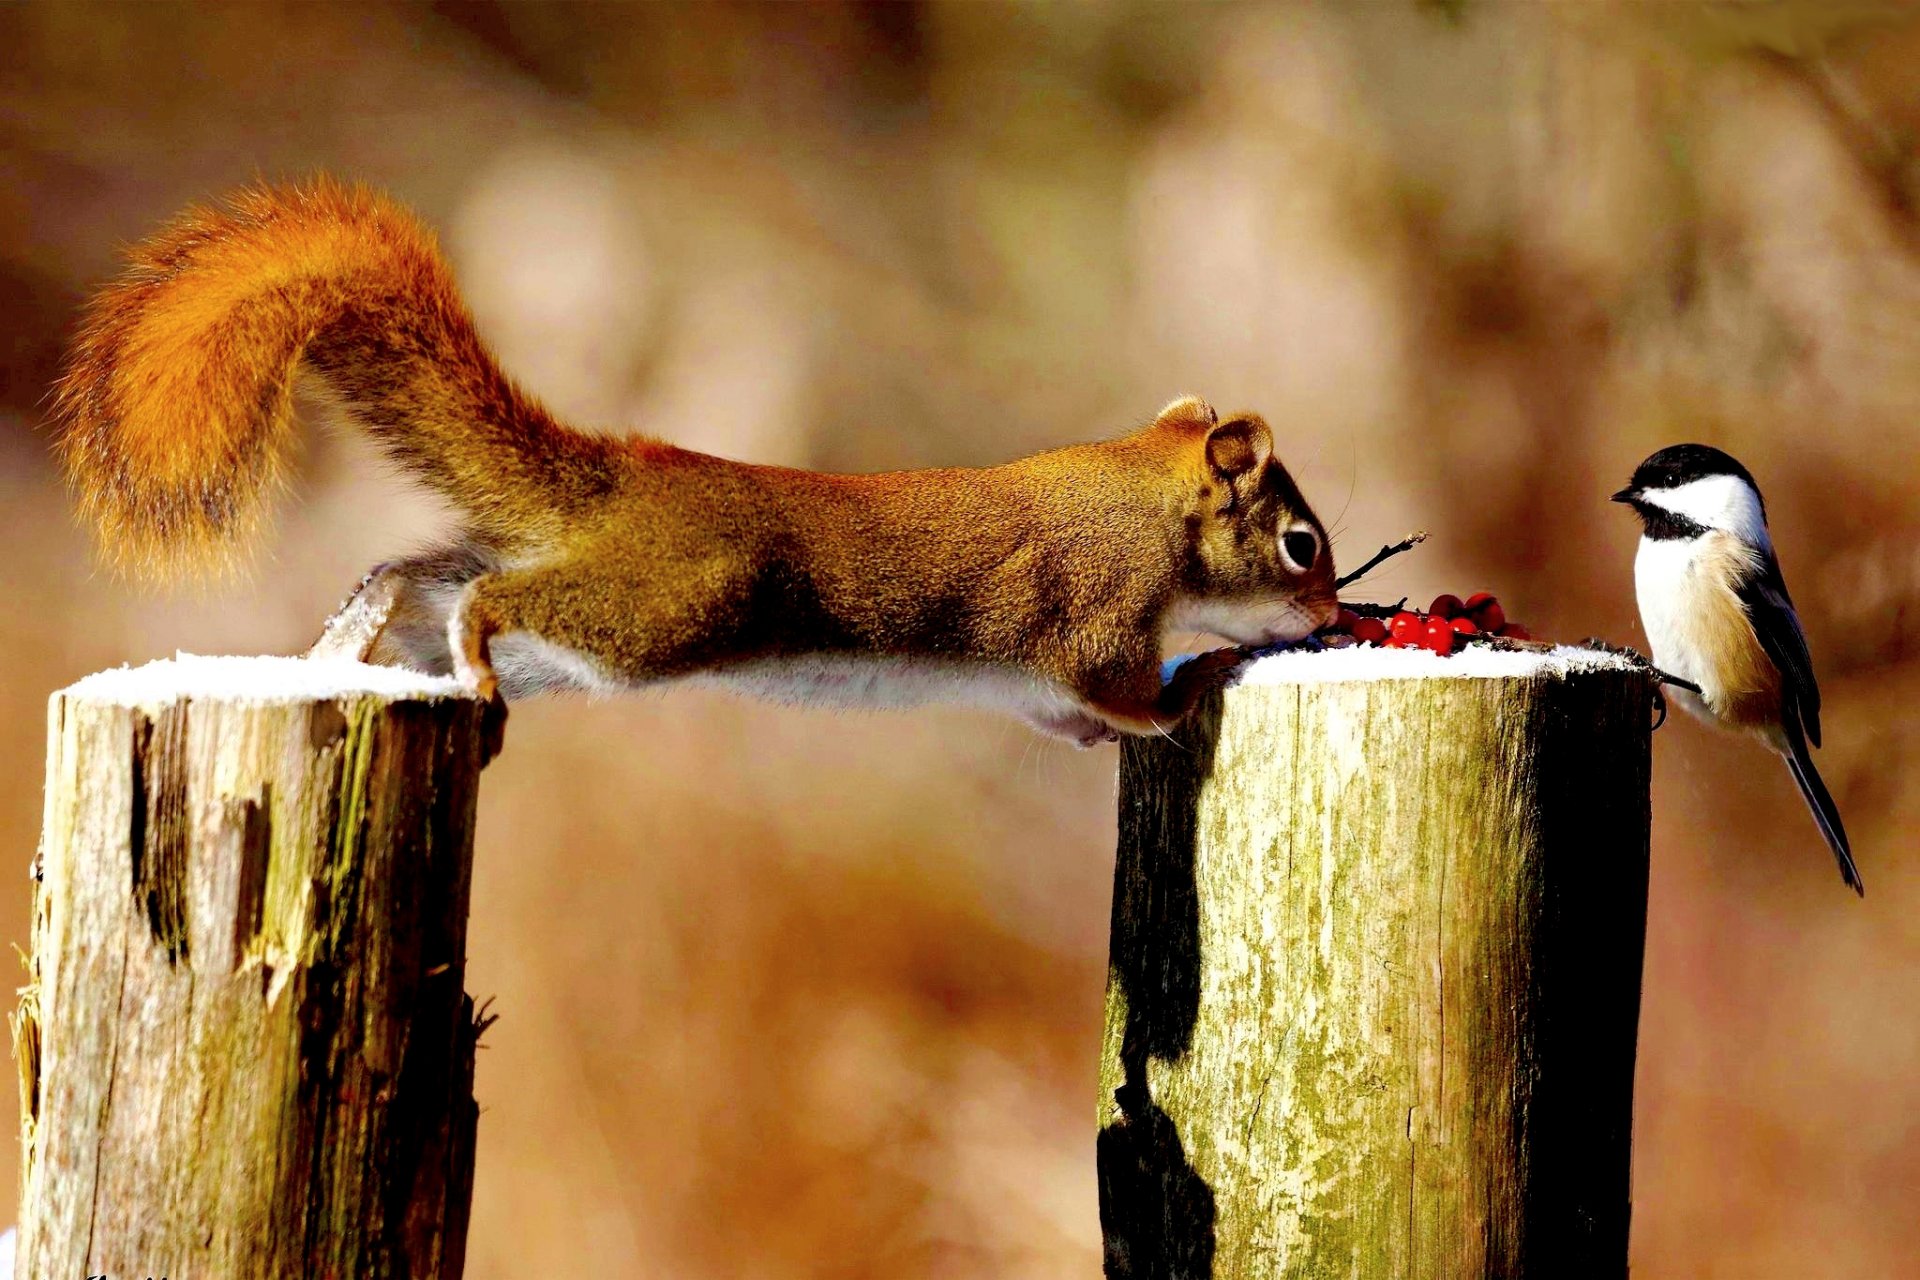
[1100,668,1653,1278]
[15,678,491,1279]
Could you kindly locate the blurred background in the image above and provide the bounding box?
[4,1,1919,1274]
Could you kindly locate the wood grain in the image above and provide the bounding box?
[1099,666,1653,1278]
[15,672,491,1279]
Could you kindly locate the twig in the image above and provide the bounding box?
[1336,531,1428,591]
[1343,598,1409,621]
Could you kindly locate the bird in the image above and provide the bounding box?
[1613,443,1861,895]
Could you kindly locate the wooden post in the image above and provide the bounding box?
[13,656,494,1280]
[1098,653,1654,1278]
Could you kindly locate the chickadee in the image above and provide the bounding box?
[1614,444,1861,895]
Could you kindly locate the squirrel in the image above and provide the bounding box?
[53,180,1339,746]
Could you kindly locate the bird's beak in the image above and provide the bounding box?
[1610,487,1637,504]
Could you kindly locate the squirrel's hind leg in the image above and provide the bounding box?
[311,545,497,672]
[449,552,744,701]
[447,573,600,702]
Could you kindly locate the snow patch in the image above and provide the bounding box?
[65,653,471,706]
[1232,643,1642,686]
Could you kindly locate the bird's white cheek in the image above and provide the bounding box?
[1640,475,1772,549]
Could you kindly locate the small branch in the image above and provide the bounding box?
[1342,598,1410,621]
[1336,531,1428,591]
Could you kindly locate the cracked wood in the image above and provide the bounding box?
[15,675,492,1279]
[1098,667,1653,1278]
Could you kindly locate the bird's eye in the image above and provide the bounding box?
[1281,528,1320,572]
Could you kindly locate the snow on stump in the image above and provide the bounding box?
[14,655,494,1280]
[1099,645,1654,1278]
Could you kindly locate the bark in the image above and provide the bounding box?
[14,667,492,1279]
[1099,665,1653,1278]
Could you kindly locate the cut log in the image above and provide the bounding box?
[1099,647,1654,1278]
[14,655,494,1280]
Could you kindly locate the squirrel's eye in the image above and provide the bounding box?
[1281,528,1320,573]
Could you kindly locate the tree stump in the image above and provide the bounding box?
[13,655,495,1280]
[1098,648,1654,1278]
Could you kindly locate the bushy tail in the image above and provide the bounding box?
[53,178,615,576]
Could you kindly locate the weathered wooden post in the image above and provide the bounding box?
[13,655,494,1279]
[1098,649,1653,1278]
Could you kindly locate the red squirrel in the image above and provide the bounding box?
[54,180,1339,745]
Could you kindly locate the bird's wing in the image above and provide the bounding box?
[1736,554,1823,748]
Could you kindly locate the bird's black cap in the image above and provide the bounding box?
[1614,443,1759,501]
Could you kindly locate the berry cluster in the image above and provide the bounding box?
[1326,593,1532,657]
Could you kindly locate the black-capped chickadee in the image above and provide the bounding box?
[1614,444,1861,895]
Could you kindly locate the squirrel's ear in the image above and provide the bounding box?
[1154,395,1218,430]
[1205,414,1273,481]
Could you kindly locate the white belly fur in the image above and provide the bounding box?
[698,654,1091,723]
[492,635,1101,736]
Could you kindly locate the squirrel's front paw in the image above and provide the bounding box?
[1032,711,1122,748]
[1174,645,1253,690]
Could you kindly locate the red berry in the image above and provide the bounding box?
[1498,622,1531,641]
[1381,639,1405,649]
[1389,611,1424,643]
[1428,593,1463,619]
[1333,606,1361,634]
[1449,616,1478,634]
[1472,600,1506,633]
[1465,592,1497,611]
[1351,617,1389,644]
[1422,617,1456,655]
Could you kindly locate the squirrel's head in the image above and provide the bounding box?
[1155,396,1339,646]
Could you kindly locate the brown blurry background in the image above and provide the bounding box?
[4,1,1919,1275]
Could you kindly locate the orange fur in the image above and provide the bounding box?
[53,178,613,576]
[54,181,1340,743]
[1675,534,1785,732]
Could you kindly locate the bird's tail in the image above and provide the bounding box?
[1782,724,1862,896]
